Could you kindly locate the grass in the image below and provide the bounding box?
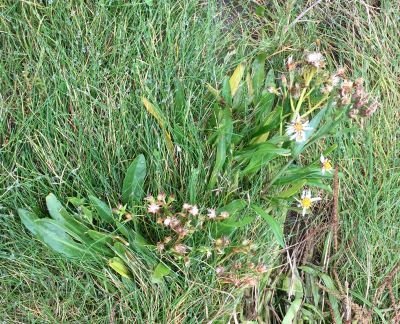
[1,0,399,322]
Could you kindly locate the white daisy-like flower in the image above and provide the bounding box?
[295,190,322,216]
[207,208,216,219]
[305,52,325,68]
[147,203,160,214]
[286,114,313,142]
[188,205,199,216]
[163,217,172,226]
[320,154,333,175]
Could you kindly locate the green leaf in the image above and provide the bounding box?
[206,83,221,101]
[89,195,114,224]
[18,208,39,235]
[300,266,342,324]
[109,257,131,279]
[272,166,333,186]
[151,262,171,284]
[235,142,290,160]
[174,79,185,111]
[208,109,232,189]
[255,69,275,122]
[144,0,153,6]
[276,180,307,199]
[34,219,90,259]
[252,53,266,102]
[142,97,174,154]
[252,205,285,248]
[221,76,232,106]
[217,199,247,216]
[46,193,89,235]
[122,154,147,204]
[67,197,85,207]
[87,230,113,245]
[282,298,302,324]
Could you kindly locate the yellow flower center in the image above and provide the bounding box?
[301,197,312,209]
[323,160,332,171]
[294,122,304,132]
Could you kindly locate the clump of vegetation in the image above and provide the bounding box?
[16,49,382,322]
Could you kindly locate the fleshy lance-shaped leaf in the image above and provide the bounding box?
[89,195,114,224]
[46,193,90,235]
[255,69,275,122]
[151,262,171,284]
[282,298,302,324]
[208,108,232,189]
[252,205,285,248]
[34,219,90,259]
[122,154,147,204]
[252,53,267,101]
[18,208,39,235]
[229,63,245,97]
[276,180,307,199]
[221,76,232,106]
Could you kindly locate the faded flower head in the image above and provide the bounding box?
[173,244,188,255]
[219,211,230,219]
[305,52,325,68]
[148,203,160,214]
[157,192,166,203]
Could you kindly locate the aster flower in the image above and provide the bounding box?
[305,52,325,68]
[188,205,199,216]
[173,244,188,255]
[295,190,322,216]
[320,154,333,175]
[147,203,160,214]
[286,114,313,142]
[207,208,216,219]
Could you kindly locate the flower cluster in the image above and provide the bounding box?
[280,52,379,216]
[145,193,230,259]
[284,53,379,144]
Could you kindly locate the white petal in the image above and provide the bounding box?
[306,190,311,198]
[302,208,306,216]
[320,155,325,163]
[321,168,326,175]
